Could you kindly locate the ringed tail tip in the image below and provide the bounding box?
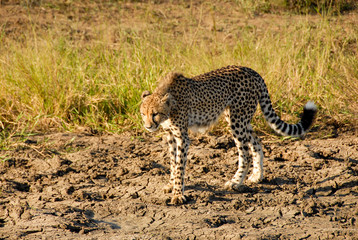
[304,101,317,111]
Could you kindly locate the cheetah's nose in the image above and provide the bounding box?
[144,124,159,132]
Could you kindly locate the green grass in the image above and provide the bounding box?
[0,1,357,145]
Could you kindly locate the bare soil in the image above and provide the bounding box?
[1,129,357,239]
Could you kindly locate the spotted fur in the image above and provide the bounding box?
[140,65,317,205]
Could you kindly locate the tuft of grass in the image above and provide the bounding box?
[283,0,357,14]
[236,0,357,15]
[0,1,357,141]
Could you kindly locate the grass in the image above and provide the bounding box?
[236,0,357,15]
[0,0,357,145]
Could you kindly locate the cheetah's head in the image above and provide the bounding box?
[140,91,174,132]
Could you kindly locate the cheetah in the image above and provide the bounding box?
[140,65,317,205]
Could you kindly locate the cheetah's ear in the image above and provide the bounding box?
[161,93,176,107]
[141,90,151,99]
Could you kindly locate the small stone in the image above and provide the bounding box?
[245,206,255,214]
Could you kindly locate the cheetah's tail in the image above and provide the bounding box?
[259,89,317,138]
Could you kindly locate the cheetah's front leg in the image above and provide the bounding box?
[163,131,177,193]
[171,129,189,205]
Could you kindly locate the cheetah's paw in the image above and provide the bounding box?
[170,194,186,205]
[224,180,244,191]
[247,173,263,184]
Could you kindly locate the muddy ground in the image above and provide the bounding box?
[0,128,357,239]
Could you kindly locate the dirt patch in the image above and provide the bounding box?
[0,130,357,239]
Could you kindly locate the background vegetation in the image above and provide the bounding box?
[0,0,357,145]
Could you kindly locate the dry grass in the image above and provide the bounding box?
[0,0,357,146]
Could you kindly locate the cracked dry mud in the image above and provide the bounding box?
[0,130,357,239]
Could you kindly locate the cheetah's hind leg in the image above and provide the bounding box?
[224,133,251,191]
[247,129,264,183]
[224,107,253,191]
